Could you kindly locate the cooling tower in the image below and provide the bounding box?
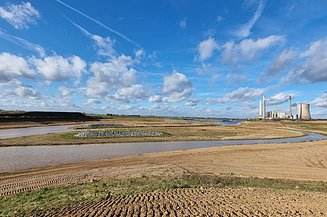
[297,103,311,120]
[297,104,302,119]
[301,104,311,120]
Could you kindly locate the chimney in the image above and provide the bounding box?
[289,96,292,118]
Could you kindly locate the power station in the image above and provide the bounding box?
[258,95,311,120]
[297,103,311,120]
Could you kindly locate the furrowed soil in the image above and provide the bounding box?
[42,187,327,217]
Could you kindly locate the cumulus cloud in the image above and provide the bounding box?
[16,85,40,99]
[197,37,219,62]
[221,35,285,64]
[162,71,193,103]
[235,0,266,38]
[149,95,162,103]
[0,80,40,99]
[267,49,295,75]
[72,22,115,58]
[312,92,327,108]
[214,87,264,103]
[59,86,73,97]
[282,38,327,83]
[267,92,292,105]
[86,55,145,102]
[226,73,248,83]
[116,84,147,100]
[0,52,34,81]
[0,2,40,29]
[31,55,86,81]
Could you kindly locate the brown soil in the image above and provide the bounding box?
[2,140,327,196]
[42,187,327,217]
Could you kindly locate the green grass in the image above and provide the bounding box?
[282,121,327,135]
[2,174,327,216]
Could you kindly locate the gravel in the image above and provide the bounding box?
[84,123,123,129]
[74,131,163,138]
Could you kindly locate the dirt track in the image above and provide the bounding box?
[42,187,327,216]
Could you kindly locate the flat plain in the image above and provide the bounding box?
[1,117,327,216]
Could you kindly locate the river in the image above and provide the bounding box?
[0,130,325,173]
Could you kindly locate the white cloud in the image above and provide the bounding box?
[216,16,223,22]
[59,86,73,97]
[197,37,219,62]
[92,35,115,58]
[55,0,140,47]
[86,55,142,102]
[235,0,266,38]
[135,49,145,59]
[312,92,327,108]
[16,85,40,99]
[0,29,45,57]
[149,95,162,103]
[31,55,86,81]
[226,73,248,83]
[0,80,40,100]
[267,49,295,75]
[282,38,327,83]
[72,22,115,58]
[215,87,264,103]
[0,52,34,81]
[221,35,285,64]
[0,2,40,29]
[162,71,193,103]
[185,99,199,107]
[179,18,187,29]
[116,84,146,100]
[267,92,292,105]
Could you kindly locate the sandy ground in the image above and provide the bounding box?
[42,187,327,217]
[1,139,327,196]
[1,120,327,215]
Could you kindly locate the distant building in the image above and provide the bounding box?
[297,103,311,120]
[259,96,267,119]
[258,95,312,120]
[267,111,286,119]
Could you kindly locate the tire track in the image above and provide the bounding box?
[41,187,327,217]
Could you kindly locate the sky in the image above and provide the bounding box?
[0,0,327,118]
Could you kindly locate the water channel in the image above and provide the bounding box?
[0,124,325,173]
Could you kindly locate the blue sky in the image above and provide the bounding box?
[0,0,327,118]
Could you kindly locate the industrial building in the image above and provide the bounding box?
[267,111,286,119]
[258,95,311,120]
[297,103,311,120]
[258,96,267,119]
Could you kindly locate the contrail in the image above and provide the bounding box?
[55,0,141,48]
[0,28,45,57]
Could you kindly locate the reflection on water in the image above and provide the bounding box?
[0,132,325,173]
[0,125,77,139]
